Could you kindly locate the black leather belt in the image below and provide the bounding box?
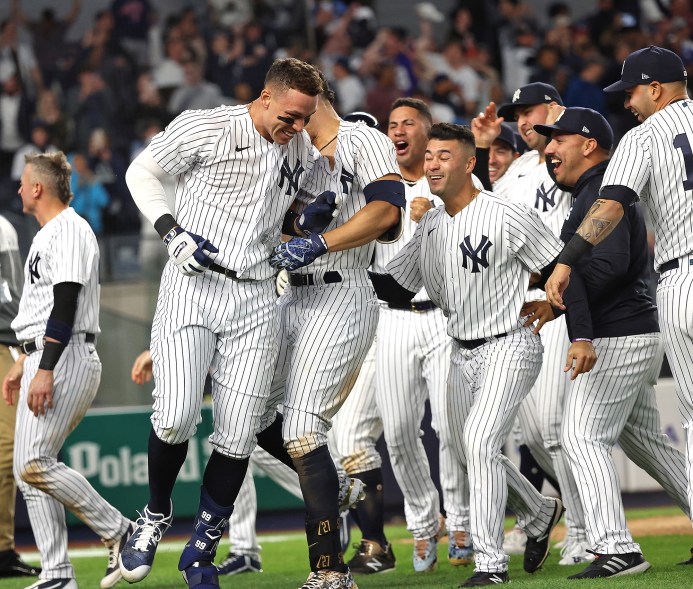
[288,271,342,286]
[209,262,239,279]
[21,333,96,355]
[455,333,507,350]
[659,258,693,272]
[387,300,437,312]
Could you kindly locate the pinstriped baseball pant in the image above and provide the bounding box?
[448,329,557,573]
[656,269,693,524]
[14,345,130,580]
[562,333,689,554]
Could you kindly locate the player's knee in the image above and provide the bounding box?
[286,435,324,457]
[15,457,53,488]
[154,423,194,445]
[462,427,496,463]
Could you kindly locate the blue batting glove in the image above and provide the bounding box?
[270,233,328,271]
[296,190,341,234]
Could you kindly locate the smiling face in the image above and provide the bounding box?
[257,86,318,144]
[388,106,431,173]
[624,84,655,123]
[544,132,594,187]
[515,103,550,151]
[424,138,472,200]
[488,139,516,183]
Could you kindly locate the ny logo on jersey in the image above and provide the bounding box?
[28,253,41,284]
[340,169,354,195]
[278,157,305,196]
[459,235,492,273]
[535,184,558,212]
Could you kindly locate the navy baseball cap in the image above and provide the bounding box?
[495,122,517,151]
[343,111,379,128]
[534,107,614,151]
[604,45,687,92]
[497,82,563,121]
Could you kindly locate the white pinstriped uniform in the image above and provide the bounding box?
[368,176,467,540]
[493,149,588,541]
[12,208,130,581]
[260,120,397,455]
[227,448,302,559]
[386,191,563,572]
[147,105,316,457]
[601,98,693,521]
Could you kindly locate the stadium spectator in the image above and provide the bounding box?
[69,152,109,236]
[10,120,58,182]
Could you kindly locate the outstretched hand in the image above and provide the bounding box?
[471,102,504,148]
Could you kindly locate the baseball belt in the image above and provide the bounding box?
[387,300,437,312]
[20,333,96,355]
[454,333,507,351]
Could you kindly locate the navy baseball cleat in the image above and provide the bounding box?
[459,570,509,586]
[568,551,651,579]
[217,552,262,575]
[524,497,564,573]
[0,550,40,578]
[119,504,173,582]
[101,523,134,588]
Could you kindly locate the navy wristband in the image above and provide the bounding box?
[38,341,67,371]
[557,234,593,267]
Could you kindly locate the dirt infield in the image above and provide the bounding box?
[550,515,693,539]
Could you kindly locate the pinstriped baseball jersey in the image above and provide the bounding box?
[371,176,442,303]
[12,208,99,342]
[601,99,693,271]
[149,105,317,279]
[386,191,563,340]
[494,150,572,237]
[291,120,400,272]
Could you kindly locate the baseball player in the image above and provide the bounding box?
[471,84,590,565]
[367,97,471,572]
[2,152,132,589]
[129,349,303,576]
[534,105,692,577]
[545,45,693,567]
[0,214,40,580]
[371,123,565,586]
[258,77,404,588]
[119,58,323,589]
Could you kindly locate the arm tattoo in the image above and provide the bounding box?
[575,199,614,244]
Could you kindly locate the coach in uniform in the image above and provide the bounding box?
[546,44,693,568]
[534,107,690,577]
[372,123,565,587]
[120,58,322,589]
[2,152,132,589]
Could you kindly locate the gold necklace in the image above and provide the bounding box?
[318,134,338,151]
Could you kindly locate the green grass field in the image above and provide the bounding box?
[6,507,693,589]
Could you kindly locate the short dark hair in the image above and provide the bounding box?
[390,97,432,125]
[265,58,323,97]
[428,123,476,151]
[316,69,336,105]
[25,151,73,204]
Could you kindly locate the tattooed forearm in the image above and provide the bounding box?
[574,198,624,246]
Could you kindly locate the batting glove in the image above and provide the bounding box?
[276,269,289,295]
[164,226,219,276]
[270,233,328,271]
[296,190,342,234]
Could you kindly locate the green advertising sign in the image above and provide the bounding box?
[62,405,303,523]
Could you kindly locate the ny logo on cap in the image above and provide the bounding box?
[544,95,551,100]
[641,73,650,80]
[513,89,521,102]
[582,126,590,133]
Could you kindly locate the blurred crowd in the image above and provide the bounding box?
[0,0,692,237]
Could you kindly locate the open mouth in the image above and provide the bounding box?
[551,156,562,174]
[394,140,409,155]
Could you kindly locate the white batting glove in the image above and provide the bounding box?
[276,270,289,295]
[163,226,219,276]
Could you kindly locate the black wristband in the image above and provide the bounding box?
[154,214,178,240]
[38,341,67,371]
[557,234,593,267]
